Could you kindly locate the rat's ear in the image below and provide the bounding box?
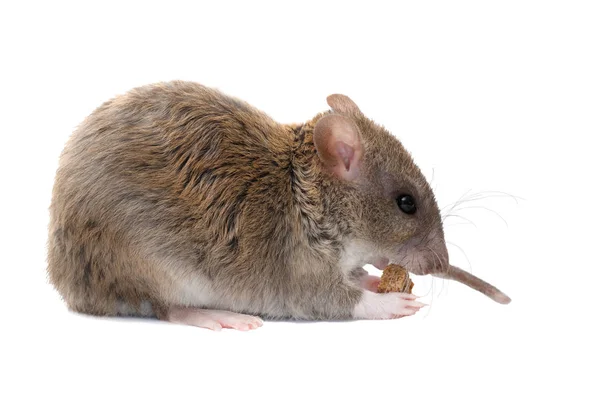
[313,114,363,181]
[327,94,361,115]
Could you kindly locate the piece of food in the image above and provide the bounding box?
[377,264,414,294]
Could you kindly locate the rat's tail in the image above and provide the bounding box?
[434,265,511,304]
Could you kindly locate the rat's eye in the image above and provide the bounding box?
[397,195,416,214]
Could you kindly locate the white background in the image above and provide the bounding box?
[1,1,598,399]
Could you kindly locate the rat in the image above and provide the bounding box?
[47,81,511,331]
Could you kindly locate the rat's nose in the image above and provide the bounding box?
[418,228,449,274]
[426,239,449,274]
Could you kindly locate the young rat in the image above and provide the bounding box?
[47,81,510,330]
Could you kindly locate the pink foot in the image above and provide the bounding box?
[359,275,381,293]
[353,291,427,320]
[166,307,264,331]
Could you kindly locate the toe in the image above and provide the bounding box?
[202,320,223,331]
[407,300,427,308]
[220,315,263,331]
[398,293,418,300]
[250,317,264,328]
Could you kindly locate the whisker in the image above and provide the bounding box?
[446,241,473,274]
[425,245,449,299]
[441,188,472,208]
[438,273,446,298]
[424,292,433,318]
[420,273,434,296]
[437,273,445,298]
[442,213,478,227]
[440,189,473,215]
[452,205,509,227]
[444,221,478,227]
[441,190,522,216]
[400,254,408,264]
[429,167,437,193]
[425,245,444,272]
[422,275,434,318]
[459,190,523,204]
[442,279,450,296]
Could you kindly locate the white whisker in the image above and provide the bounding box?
[425,245,444,272]
[442,213,478,228]
[446,241,473,274]
[452,205,509,227]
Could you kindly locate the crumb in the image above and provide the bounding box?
[377,264,414,294]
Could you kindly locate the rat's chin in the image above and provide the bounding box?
[370,256,389,270]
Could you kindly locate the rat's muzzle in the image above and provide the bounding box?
[395,229,449,276]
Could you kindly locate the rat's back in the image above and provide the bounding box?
[48,81,296,318]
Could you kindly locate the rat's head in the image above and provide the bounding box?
[314,94,449,276]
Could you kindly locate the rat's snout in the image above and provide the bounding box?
[394,229,449,276]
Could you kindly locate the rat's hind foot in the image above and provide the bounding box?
[166,307,264,331]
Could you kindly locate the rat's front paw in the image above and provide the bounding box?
[359,274,381,292]
[353,291,426,320]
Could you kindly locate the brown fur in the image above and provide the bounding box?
[47,81,447,321]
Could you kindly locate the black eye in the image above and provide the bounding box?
[397,194,416,214]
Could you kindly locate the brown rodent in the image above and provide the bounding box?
[47,81,510,330]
